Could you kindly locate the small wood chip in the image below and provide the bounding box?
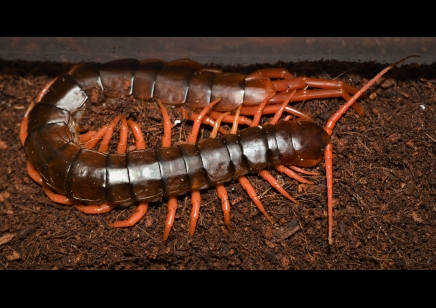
[0,140,8,150]
[0,233,15,245]
[411,212,424,224]
[0,191,11,202]
[5,250,21,261]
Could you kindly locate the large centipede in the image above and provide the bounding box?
[19,56,416,244]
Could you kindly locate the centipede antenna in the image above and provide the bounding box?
[324,55,419,245]
[324,55,419,135]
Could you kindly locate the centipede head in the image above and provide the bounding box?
[275,120,330,168]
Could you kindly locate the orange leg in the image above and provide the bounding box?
[216,184,232,231]
[240,104,312,121]
[26,160,42,184]
[250,93,275,127]
[267,90,297,125]
[36,76,59,103]
[229,105,242,135]
[189,190,201,237]
[207,111,253,127]
[82,125,108,149]
[75,203,116,214]
[181,109,230,135]
[67,63,84,75]
[257,170,298,204]
[157,99,172,147]
[42,183,72,205]
[274,165,315,185]
[163,196,178,243]
[324,144,334,245]
[19,112,31,146]
[186,98,222,144]
[79,130,97,144]
[127,119,146,150]
[238,177,275,224]
[184,101,234,238]
[98,116,122,152]
[289,166,320,176]
[116,118,129,153]
[109,202,149,228]
[210,112,230,138]
[270,88,364,117]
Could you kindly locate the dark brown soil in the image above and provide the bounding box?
[1,58,435,270]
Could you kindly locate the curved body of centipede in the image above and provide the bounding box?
[19,57,415,244]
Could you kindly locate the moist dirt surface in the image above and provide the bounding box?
[1,58,435,270]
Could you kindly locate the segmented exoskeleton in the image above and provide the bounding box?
[20,57,415,244]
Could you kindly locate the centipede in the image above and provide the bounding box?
[19,56,417,244]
